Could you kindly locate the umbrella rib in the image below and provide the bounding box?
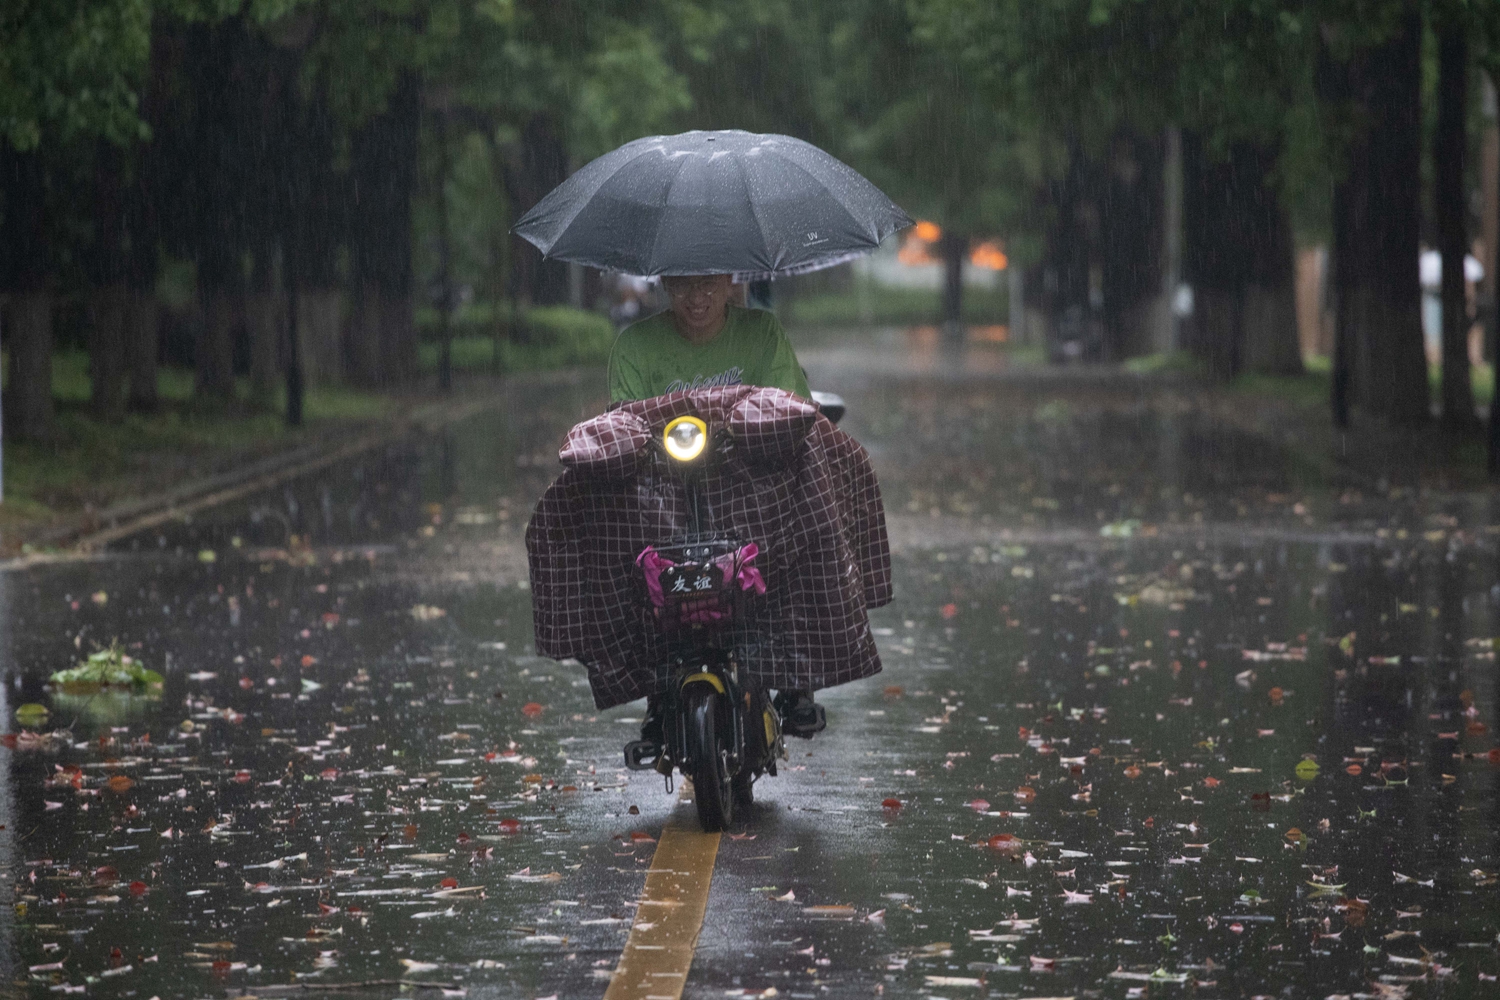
[541,144,657,258]
[765,153,884,261]
[731,153,775,273]
[776,142,910,242]
[644,153,698,275]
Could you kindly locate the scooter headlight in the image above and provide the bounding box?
[662,416,708,463]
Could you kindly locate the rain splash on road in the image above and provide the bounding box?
[1,340,1497,998]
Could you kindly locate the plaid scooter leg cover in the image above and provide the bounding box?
[526,386,892,710]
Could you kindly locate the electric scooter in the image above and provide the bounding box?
[621,392,845,833]
[622,412,782,832]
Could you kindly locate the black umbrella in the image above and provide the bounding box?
[513,130,912,279]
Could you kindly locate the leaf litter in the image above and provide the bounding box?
[847,508,1500,996]
[11,380,1500,997]
[6,485,668,998]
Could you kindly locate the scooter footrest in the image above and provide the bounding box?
[624,740,662,771]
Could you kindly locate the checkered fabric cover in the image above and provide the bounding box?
[526,386,893,710]
[558,409,651,478]
[729,387,819,465]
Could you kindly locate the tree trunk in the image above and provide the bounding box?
[434,111,455,394]
[1182,134,1301,379]
[1241,284,1301,374]
[246,288,280,409]
[381,292,418,387]
[938,230,965,340]
[1488,74,1500,475]
[126,292,159,413]
[123,164,160,415]
[486,133,518,373]
[1435,18,1475,428]
[1323,40,1353,428]
[1100,131,1167,360]
[1036,150,1097,363]
[503,114,571,308]
[86,143,130,422]
[198,284,238,403]
[349,74,420,388]
[285,275,303,428]
[184,17,251,406]
[247,250,281,409]
[1181,132,1238,379]
[244,34,289,411]
[1326,4,1428,424]
[3,293,55,442]
[298,289,342,386]
[1156,126,1184,355]
[1331,232,1352,427]
[1363,9,1427,424]
[87,284,129,422]
[284,76,343,387]
[1483,72,1499,368]
[1190,287,1241,380]
[126,17,168,415]
[0,148,53,442]
[348,283,384,388]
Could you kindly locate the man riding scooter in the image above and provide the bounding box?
[609,271,824,745]
[517,130,910,828]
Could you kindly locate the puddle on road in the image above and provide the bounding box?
[773,536,1500,997]
[2,358,1498,997]
[672,530,1500,999]
[0,543,678,998]
[1,376,678,998]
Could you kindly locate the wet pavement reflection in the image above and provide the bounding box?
[2,338,1498,998]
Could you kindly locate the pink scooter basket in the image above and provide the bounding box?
[637,541,766,629]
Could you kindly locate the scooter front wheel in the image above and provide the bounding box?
[684,686,733,832]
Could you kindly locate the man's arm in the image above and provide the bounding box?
[608,330,650,403]
[763,317,811,399]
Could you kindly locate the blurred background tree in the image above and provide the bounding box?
[4,0,1500,444]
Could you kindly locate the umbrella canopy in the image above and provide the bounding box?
[513,130,912,279]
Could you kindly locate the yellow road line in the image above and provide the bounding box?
[604,790,721,1000]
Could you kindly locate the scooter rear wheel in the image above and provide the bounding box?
[684,686,733,832]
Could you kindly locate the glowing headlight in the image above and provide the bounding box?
[662,416,708,462]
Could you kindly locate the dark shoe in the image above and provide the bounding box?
[640,693,665,746]
[623,740,659,771]
[625,695,667,771]
[774,690,825,739]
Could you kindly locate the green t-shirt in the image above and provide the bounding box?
[608,305,810,403]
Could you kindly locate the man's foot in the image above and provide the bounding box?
[625,694,668,771]
[774,690,825,738]
[640,694,665,747]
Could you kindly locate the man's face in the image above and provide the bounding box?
[663,274,733,340]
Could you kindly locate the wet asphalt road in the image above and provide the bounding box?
[3,329,1500,999]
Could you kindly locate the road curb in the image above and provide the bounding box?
[1,393,504,572]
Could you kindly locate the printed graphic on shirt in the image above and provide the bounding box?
[664,366,744,393]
